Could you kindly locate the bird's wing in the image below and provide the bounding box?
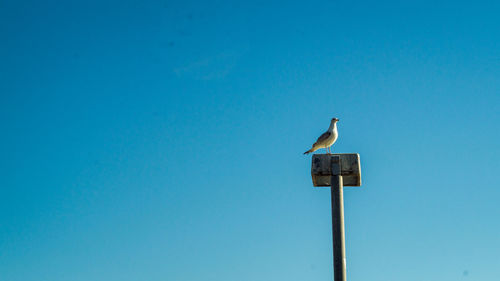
[315,131,331,144]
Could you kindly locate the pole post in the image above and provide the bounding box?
[311,153,361,281]
[331,156,346,281]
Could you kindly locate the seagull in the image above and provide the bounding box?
[303,118,339,154]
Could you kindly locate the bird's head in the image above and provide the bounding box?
[331,117,339,123]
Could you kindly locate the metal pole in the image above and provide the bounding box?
[312,154,360,281]
[331,172,346,281]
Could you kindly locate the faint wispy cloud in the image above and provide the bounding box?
[173,51,242,80]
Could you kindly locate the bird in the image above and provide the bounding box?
[304,118,339,154]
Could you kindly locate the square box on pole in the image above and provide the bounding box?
[311,154,361,187]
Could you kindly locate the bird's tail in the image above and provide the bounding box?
[303,148,313,155]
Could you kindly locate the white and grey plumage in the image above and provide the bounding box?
[304,118,339,154]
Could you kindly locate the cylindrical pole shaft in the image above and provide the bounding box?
[331,175,346,281]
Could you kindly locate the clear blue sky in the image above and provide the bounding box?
[1,0,499,280]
